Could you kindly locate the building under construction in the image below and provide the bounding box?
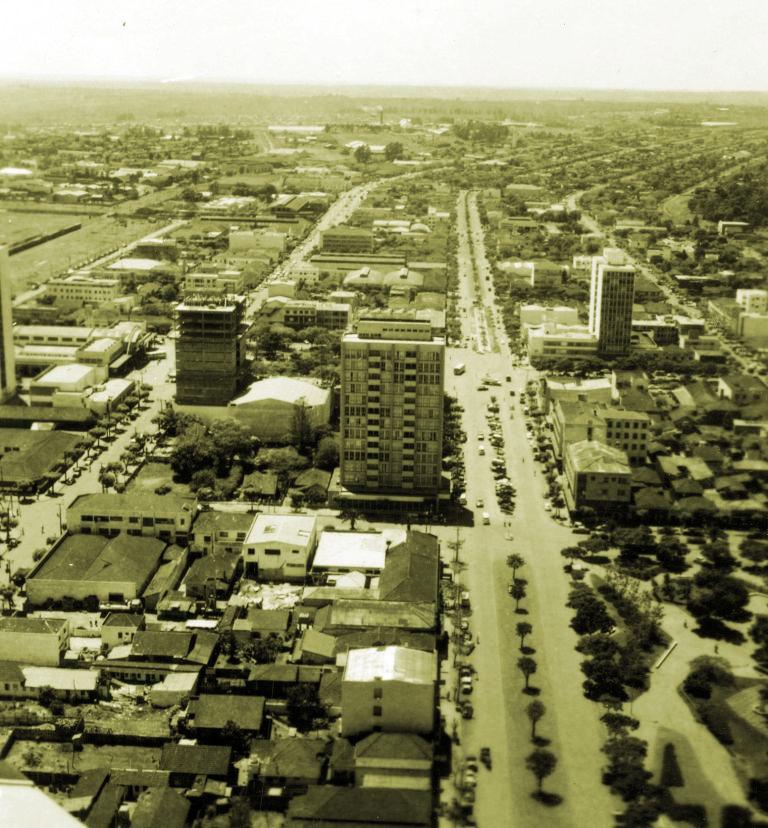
[174,292,248,405]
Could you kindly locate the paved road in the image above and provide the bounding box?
[439,191,616,827]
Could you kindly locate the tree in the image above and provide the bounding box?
[221,720,250,757]
[314,436,339,471]
[526,699,546,740]
[339,504,363,530]
[570,594,614,635]
[601,712,640,736]
[518,656,537,691]
[582,656,627,701]
[37,686,55,708]
[561,545,584,566]
[516,621,532,649]
[510,581,527,611]
[209,418,255,474]
[354,144,372,164]
[384,141,404,162]
[290,402,314,455]
[170,423,217,481]
[98,470,116,492]
[190,468,217,493]
[286,684,326,731]
[507,553,526,580]
[526,748,557,792]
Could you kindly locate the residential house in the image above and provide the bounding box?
[159,744,232,788]
[0,662,26,698]
[185,694,266,740]
[287,786,432,827]
[21,666,100,702]
[249,738,327,796]
[181,551,241,600]
[131,788,190,828]
[100,612,145,649]
[190,510,255,555]
[100,630,217,683]
[354,732,433,790]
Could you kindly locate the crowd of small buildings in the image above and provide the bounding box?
[0,492,443,826]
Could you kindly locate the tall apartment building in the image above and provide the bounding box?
[321,225,374,254]
[589,248,635,357]
[0,248,16,401]
[340,318,444,502]
[175,293,247,405]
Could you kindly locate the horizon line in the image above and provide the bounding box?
[0,74,767,96]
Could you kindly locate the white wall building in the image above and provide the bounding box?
[341,645,436,737]
[242,513,318,581]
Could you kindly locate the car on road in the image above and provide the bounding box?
[476,434,485,441]
[480,747,492,769]
[460,702,474,719]
[543,502,552,512]
[475,498,484,508]
[481,512,491,525]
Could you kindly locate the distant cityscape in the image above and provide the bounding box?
[0,81,767,828]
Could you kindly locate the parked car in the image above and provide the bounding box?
[480,747,492,769]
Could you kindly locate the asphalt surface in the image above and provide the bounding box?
[437,191,616,827]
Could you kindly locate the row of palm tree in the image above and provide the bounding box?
[506,552,560,801]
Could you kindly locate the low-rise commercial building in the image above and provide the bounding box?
[27,533,166,607]
[68,493,195,543]
[321,225,374,254]
[527,323,598,359]
[242,513,318,581]
[45,273,122,305]
[552,401,650,463]
[564,440,632,511]
[190,510,255,555]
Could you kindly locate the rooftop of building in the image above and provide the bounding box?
[245,513,317,548]
[312,531,395,571]
[33,533,165,587]
[343,645,435,684]
[0,616,67,635]
[108,258,167,271]
[102,612,144,629]
[192,509,255,533]
[69,491,195,516]
[34,363,94,386]
[187,693,265,731]
[567,439,631,474]
[230,376,330,408]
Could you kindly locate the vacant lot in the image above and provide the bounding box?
[0,210,85,247]
[127,461,192,498]
[8,215,161,292]
[6,739,161,774]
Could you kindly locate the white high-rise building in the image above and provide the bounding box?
[589,248,635,357]
[340,317,444,502]
[0,248,16,401]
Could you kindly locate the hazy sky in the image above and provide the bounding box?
[4,0,767,91]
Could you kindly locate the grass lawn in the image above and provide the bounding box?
[0,210,87,247]
[650,726,725,824]
[127,461,192,498]
[8,215,161,291]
